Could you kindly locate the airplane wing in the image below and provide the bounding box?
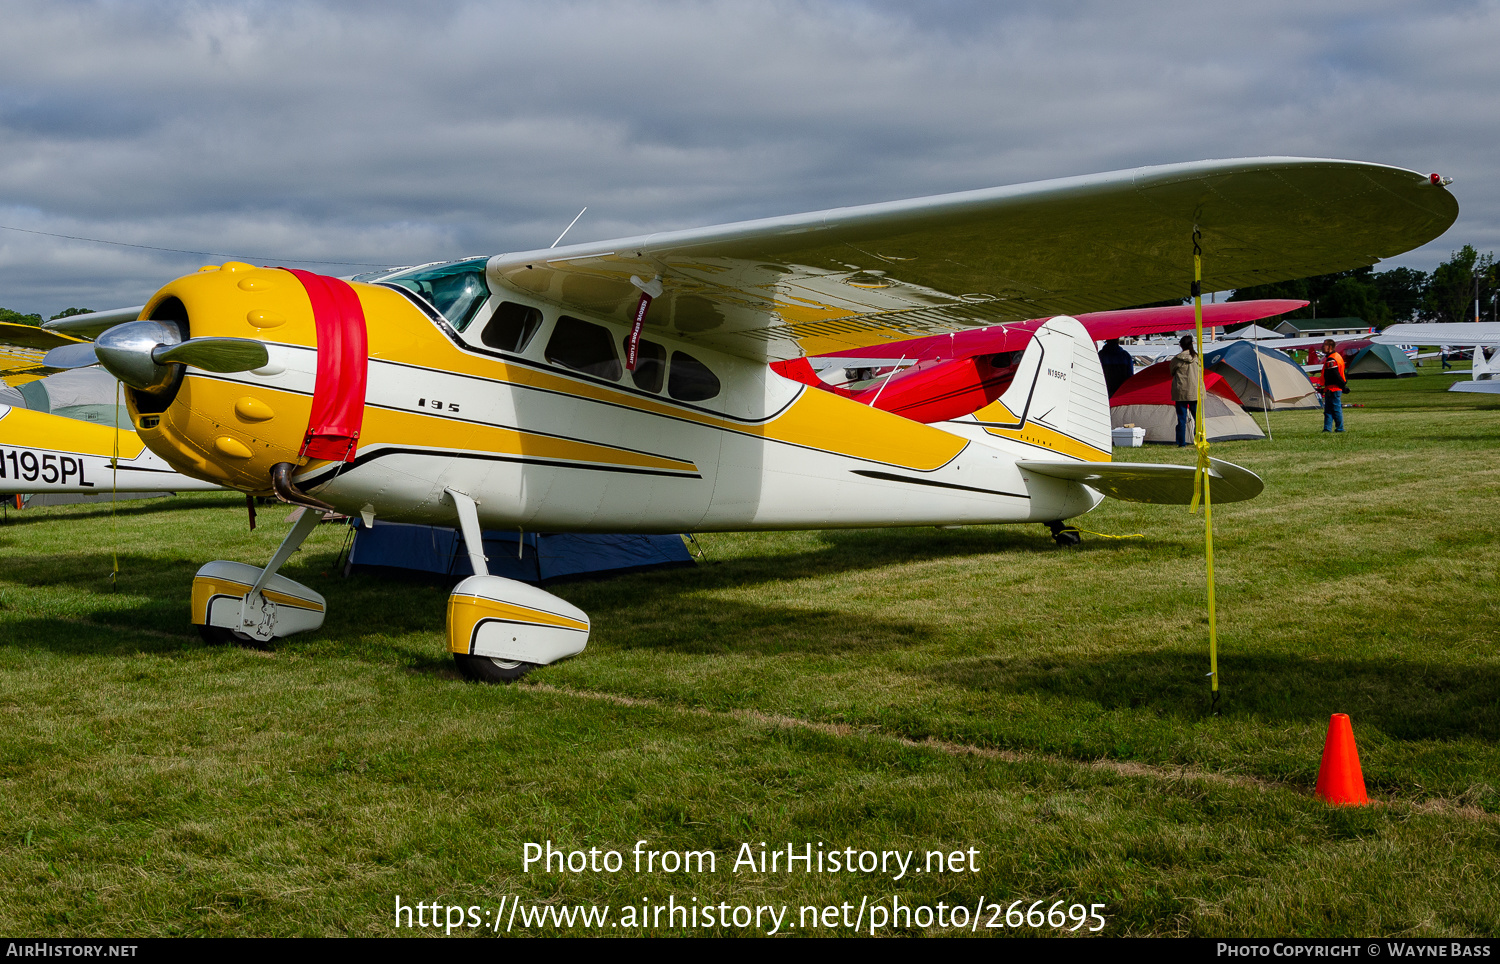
[0,321,92,382]
[485,158,1456,361]
[807,299,1309,367]
[1373,323,1500,347]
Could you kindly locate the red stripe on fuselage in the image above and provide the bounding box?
[284,269,369,462]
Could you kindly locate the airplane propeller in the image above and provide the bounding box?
[42,321,268,392]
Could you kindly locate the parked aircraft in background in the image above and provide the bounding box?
[789,300,1307,423]
[1373,323,1500,393]
[38,157,1457,680]
[0,351,221,498]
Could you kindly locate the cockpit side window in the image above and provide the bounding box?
[545,316,622,381]
[481,302,544,353]
[625,337,666,393]
[668,351,720,401]
[379,259,491,331]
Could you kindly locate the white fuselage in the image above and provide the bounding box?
[187,293,1105,533]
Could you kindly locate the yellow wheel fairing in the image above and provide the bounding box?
[446,594,590,654]
[191,574,326,626]
[445,576,591,667]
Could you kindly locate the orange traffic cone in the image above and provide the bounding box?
[1314,713,1369,806]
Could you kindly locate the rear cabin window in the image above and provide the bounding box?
[545,316,622,381]
[626,338,667,393]
[668,351,720,402]
[481,302,544,353]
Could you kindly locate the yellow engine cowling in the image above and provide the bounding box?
[125,261,410,495]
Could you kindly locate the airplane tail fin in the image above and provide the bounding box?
[1474,345,1493,381]
[961,315,1113,461]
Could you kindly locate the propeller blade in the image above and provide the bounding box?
[152,337,269,373]
[42,305,146,339]
[42,342,101,369]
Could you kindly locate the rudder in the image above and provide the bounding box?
[953,316,1112,461]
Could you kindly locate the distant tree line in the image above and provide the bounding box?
[1229,244,1497,327]
[0,307,95,327]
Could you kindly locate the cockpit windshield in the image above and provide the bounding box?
[377,258,491,331]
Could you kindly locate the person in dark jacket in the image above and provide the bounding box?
[1098,339,1135,397]
[1168,335,1201,447]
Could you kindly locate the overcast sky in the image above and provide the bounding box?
[2,0,1497,315]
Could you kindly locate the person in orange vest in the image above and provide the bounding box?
[1321,339,1347,432]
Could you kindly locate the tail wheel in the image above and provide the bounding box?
[454,654,538,683]
[1046,520,1082,547]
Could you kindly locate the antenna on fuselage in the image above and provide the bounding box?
[550,207,588,248]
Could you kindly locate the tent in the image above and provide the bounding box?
[1203,341,1319,410]
[346,520,695,584]
[1221,324,1286,341]
[1340,341,1416,378]
[1110,362,1265,444]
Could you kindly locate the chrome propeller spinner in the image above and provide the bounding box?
[42,321,269,392]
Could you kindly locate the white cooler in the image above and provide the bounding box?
[1112,426,1146,448]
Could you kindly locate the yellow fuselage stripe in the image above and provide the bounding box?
[0,407,147,459]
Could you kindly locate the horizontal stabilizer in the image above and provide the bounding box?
[1017,457,1264,505]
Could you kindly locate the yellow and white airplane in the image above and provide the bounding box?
[0,402,220,497]
[0,339,221,498]
[41,157,1457,680]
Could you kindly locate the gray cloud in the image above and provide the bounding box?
[1,0,1496,314]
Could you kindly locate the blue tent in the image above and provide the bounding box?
[1203,341,1319,410]
[346,520,695,584]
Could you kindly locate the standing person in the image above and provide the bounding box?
[1169,335,1201,448]
[1321,339,1347,432]
[1098,338,1135,397]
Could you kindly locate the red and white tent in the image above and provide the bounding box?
[1110,362,1265,444]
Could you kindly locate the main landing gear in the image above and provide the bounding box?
[1046,519,1082,547]
[191,506,327,645]
[190,485,592,684]
[442,489,590,683]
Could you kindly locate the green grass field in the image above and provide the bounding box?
[2,362,1497,937]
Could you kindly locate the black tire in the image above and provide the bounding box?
[198,624,253,646]
[454,653,538,683]
[1045,520,1082,547]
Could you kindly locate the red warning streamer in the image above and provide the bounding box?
[625,291,652,372]
[285,268,369,463]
